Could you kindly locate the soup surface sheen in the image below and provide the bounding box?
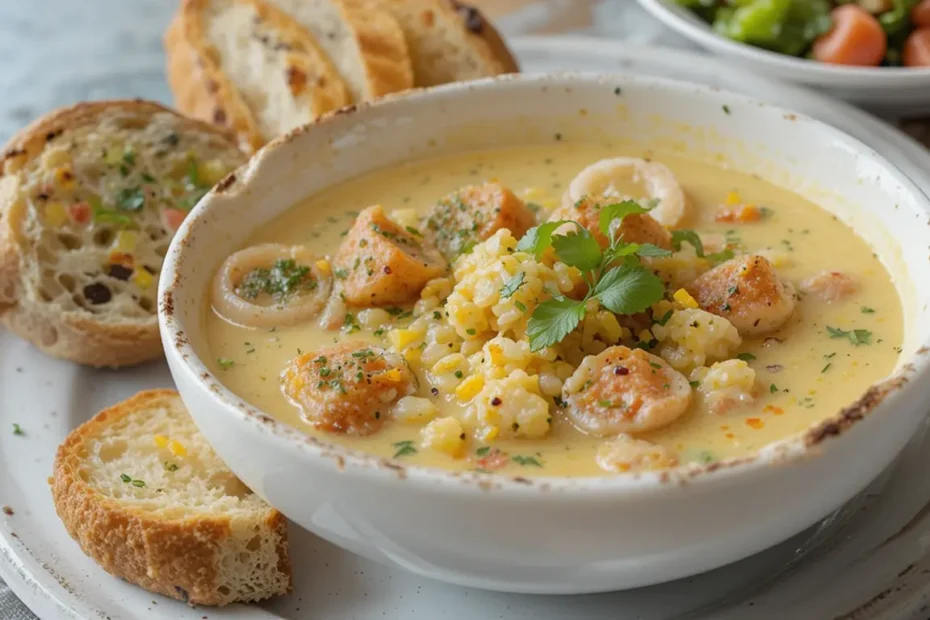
[205,144,902,477]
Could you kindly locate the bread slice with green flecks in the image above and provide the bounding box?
[51,390,292,606]
[0,100,246,367]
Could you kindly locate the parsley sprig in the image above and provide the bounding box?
[518,200,669,351]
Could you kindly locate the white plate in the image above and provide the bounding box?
[636,0,930,117]
[3,37,930,620]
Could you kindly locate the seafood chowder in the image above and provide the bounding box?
[205,144,902,477]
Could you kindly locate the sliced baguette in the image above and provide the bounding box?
[267,0,413,103]
[371,0,519,86]
[166,0,351,151]
[0,101,245,368]
[51,390,291,606]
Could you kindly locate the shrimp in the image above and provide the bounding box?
[596,435,678,473]
[688,255,795,336]
[333,205,447,306]
[566,157,687,228]
[562,346,692,437]
[211,244,332,329]
[281,342,417,436]
[548,196,672,250]
[800,271,859,302]
[423,182,537,260]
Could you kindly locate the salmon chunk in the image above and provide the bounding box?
[333,205,446,305]
[800,271,858,302]
[281,342,417,435]
[549,197,672,250]
[688,255,795,336]
[423,182,536,260]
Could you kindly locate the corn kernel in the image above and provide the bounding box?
[455,374,484,401]
[420,416,466,457]
[431,354,462,374]
[44,202,68,227]
[315,259,330,274]
[389,328,421,350]
[403,347,422,364]
[114,230,139,253]
[638,329,654,343]
[132,268,153,290]
[201,159,228,186]
[383,368,402,382]
[153,435,168,448]
[726,191,741,206]
[54,165,75,189]
[483,425,499,442]
[104,145,124,166]
[523,187,545,201]
[169,440,187,457]
[487,344,505,366]
[673,288,699,309]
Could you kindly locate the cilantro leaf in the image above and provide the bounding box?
[671,230,705,256]
[635,243,673,257]
[515,220,571,258]
[592,264,665,315]
[551,229,601,272]
[500,272,525,299]
[598,200,649,239]
[527,297,585,351]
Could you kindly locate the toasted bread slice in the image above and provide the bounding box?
[166,0,351,151]
[0,101,245,367]
[268,0,413,103]
[51,390,291,606]
[372,0,519,86]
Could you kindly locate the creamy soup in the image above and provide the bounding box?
[205,144,902,477]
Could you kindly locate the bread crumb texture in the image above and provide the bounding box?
[50,390,291,606]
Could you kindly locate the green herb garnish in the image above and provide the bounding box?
[12,423,23,436]
[736,352,756,362]
[115,186,145,211]
[826,326,873,346]
[521,201,666,352]
[393,440,418,458]
[500,272,525,299]
[512,455,543,467]
[236,259,317,302]
[217,357,235,370]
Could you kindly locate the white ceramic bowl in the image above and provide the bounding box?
[159,73,930,594]
[637,0,930,117]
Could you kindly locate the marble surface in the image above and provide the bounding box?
[0,1,927,618]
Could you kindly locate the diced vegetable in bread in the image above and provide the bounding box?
[333,204,446,305]
[165,0,351,151]
[50,390,291,606]
[372,0,519,86]
[267,0,414,102]
[0,100,245,367]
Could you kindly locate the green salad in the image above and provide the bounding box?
[673,0,930,67]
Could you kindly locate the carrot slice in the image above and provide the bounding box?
[913,0,930,29]
[812,5,887,67]
[904,29,930,67]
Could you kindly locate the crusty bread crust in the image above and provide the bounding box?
[341,0,415,99]
[0,100,242,368]
[165,1,268,152]
[50,390,292,606]
[166,0,352,151]
[374,0,519,86]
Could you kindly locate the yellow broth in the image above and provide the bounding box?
[204,144,902,477]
